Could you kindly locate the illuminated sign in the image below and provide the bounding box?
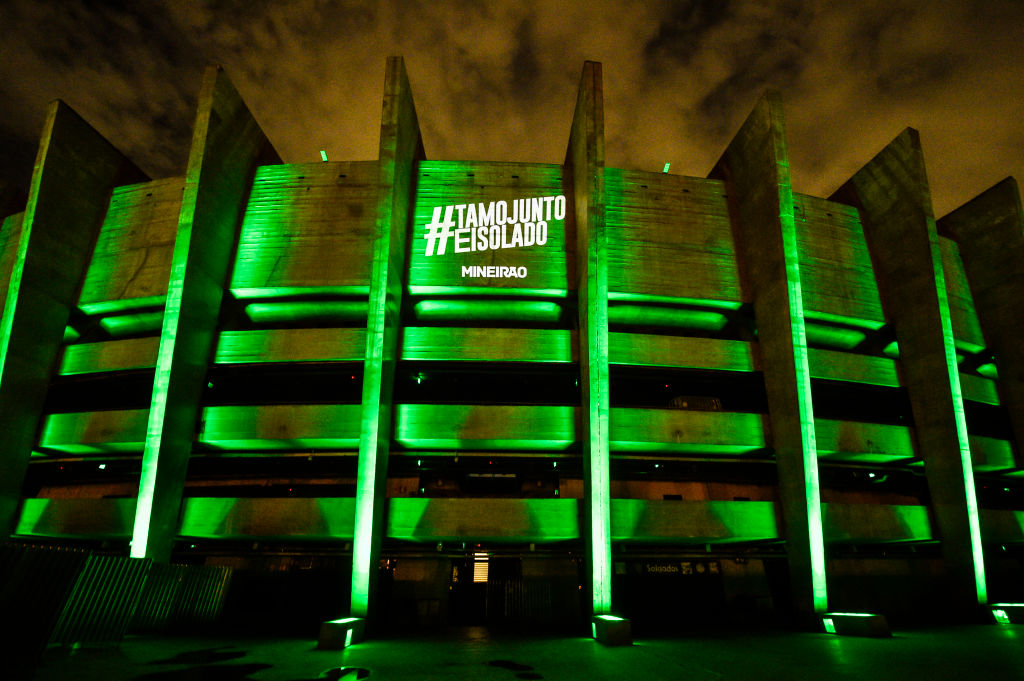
[461,266,528,279]
[642,560,721,575]
[423,195,566,257]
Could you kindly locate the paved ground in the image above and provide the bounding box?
[29,624,1024,681]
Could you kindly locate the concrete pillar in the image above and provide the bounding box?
[350,56,424,622]
[832,128,987,612]
[710,91,827,622]
[0,101,145,536]
[938,178,1024,466]
[131,66,280,561]
[0,213,25,321]
[566,61,612,615]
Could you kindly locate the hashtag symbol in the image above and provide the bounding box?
[423,206,455,256]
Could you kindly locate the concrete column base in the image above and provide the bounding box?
[822,612,891,637]
[591,615,631,646]
[317,617,366,649]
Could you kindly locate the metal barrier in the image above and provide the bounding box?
[50,553,151,646]
[130,562,233,631]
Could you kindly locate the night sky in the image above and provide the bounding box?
[1,0,1022,215]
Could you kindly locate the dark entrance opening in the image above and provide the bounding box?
[449,553,518,625]
[375,548,584,633]
[450,550,585,632]
[613,557,728,634]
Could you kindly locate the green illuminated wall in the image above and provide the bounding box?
[78,178,182,307]
[38,409,149,454]
[4,57,1023,631]
[16,497,951,549]
[960,372,1000,406]
[199,404,362,451]
[606,170,741,304]
[214,328,366,364]
[813,420,914,463]
[403,327,574,363]
[793,194,884,326]
[807,348,898,386]
[231,161,378,294]
[59,337,160,374]
[394,405,576,450]
[408,161,571,295]
[938,236,986,353]
[180,498,357,539]
[609,409,764,454]
[609,334,752,371]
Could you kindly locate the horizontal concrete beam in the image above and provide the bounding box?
[14,497,945,547]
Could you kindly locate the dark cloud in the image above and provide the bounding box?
[643,0,733,70]
[511,17,542,97]
[0,0,1022,216]
[694,32,806,129]
[875,54,956,97]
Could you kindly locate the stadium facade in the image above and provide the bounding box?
[2,57,1024,640]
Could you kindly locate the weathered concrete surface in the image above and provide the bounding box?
[351,55,424,623]
[831,128,986,613]
[939,178,1024,467]
[710,90,826,623]
[0,101,146,537]
[131,65,280,562]
[566,60,612,616]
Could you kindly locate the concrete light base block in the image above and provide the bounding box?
[991,604,1024,624]
[822,612,891,637]
[317,617,366,649]
[591,615,632,646]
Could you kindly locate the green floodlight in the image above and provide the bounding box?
[991,603,1024,624]
[822,612,891,637]
[662,162,670,173]
[320,150,328,162]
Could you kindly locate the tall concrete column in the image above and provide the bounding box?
[939,178,1024,466]
[566,61,612,615]
[131,66,280,561]
[350,56,424,622]
[0,101,145,536]
[832,128,987,611]
[710,91,827,622]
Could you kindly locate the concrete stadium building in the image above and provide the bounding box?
[2,58,1024,647]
